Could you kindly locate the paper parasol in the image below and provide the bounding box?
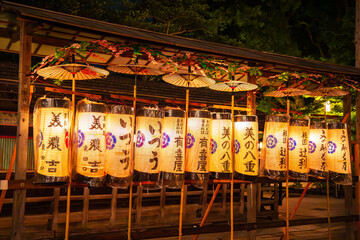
[107,64,164,76]
[162,73,215,88]
[264,87,310,97]
[307,87,348,97]
[37,63,109,80]
[209,80,258,92]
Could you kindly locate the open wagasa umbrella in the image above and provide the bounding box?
[209,80,258,239]
[36,63,109,240]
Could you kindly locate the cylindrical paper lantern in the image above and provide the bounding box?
[73,99,107,187]
[308,122,328,179]
[33,97,70,183]
[134,108,162,188]
[185,110,211,189]
[234,115,259,181]
[210,112,232,179]
[327,122,352,184]
[288,118,309,181]
[160,108,186,189]
[263,115,289,180]
[105,105,134,188]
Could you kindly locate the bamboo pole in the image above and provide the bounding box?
[128,84,137,240]
[65,74,75,240]
[179,88,189,240]
[193,183,221,240]
[230,94,234,240]
[324,99,331,239]
[285,98,290,240]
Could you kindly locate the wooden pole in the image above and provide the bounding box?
[179,88,189,240]
[355,1,360,237]
[230,94,234,240]
[11,19,32,240]
[285,98,290,240]
[193,183,221,240]
[0,144,16,214]
[128,84,137,240]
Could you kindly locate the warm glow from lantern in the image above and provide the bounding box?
[263,116,288,172]
[34,98,70,178]
[160,110,186,173]
[105,107,133,178]
[75,101,106,178]
[325,101,331,112]
[134,114,162,173]
[327,123,351,174]
[308,124,328,173]
[234,116,258,176]
[210,114,232,173]
[186,116,211,173]
[288,120,309,175]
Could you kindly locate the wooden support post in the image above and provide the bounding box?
[256,183,262,214]
[344,93,354,239]
[183,185,188,219]
[136,186,143,224]
[247,183,257,240]
[202,186,208,214]
[51,188,60,231]
[82,187,90,229]
[240,184,245,214]
[273,183,279,215]
[221,184,227,215]
[110,187,117,226]
[11,19,32,240]
[160,187,166,221]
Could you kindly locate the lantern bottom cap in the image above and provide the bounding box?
[133,170,161,190]
[106,174,132,189]
[265,169,287,181]
[210,171,232,180]
[309,169,328,180]
[234,172,258,181]
[185,172,209,189]
[34,172,69,184]
[72,172,106,187]
[289,170,308,181]
[160,172,184,189]
[329,171,352,185]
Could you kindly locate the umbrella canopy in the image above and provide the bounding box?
[209,80,258,92]
[264,88,310,97]
[162,73,215,88]
[307,87,348,97]
[107,64,164,76]
[37,63,109,80]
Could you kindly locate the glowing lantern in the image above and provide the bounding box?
[263,115,289,179]
[308,122,328,179]
[105,105,134,188]
[73,99,107,187]
[160,108,186,189]
[234,115,259,180]
[210,112,232,179]
[327,122,352,184]
[288,118,310,180]
[33,97,70,183]
[185,110,211,189]
[134,108,162,186]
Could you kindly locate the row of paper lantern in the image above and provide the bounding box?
[33,97,352,187]
[33,97,259,187]
[262,115,352,184]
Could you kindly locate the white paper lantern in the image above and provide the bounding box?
[308,122,328,179]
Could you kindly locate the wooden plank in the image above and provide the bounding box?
[44,87,102,100]
[110,187,117,226]
[11,19,32,240]
[271,108,303,115]
[164,99,207,107]
[136,186,143,223]
[82,187,90,229]
[212,105,249,111]
[110,94,159,105]
[51,188,60,231]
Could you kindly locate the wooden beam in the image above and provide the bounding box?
[110,94,159,105]
[211,105,250,111]
[11,19,32,240]
[45,87,102,100]
[356,1,360,231]
[110,187,117,226]
[51,188,60,231]
[247,183,257,240]
[165,99,207,107]
[82,187,90,229]
[272,108,303,115]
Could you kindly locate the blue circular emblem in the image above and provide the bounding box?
[234,140,240,154]
[106,132,116,150]
[266,135,277,149]
[186,133,195,148]
[37,130,43,147]
[78,130,85,148]
[328,141,336,154]
[161,132,170,148]
[308,141,316,154]
[210,139,217,154]
[289,138,296,151]
[136,130,145,148]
